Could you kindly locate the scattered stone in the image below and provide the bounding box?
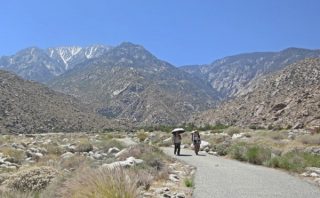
[61,152,74,159]
[293,122,304,129]
[176,192,186,198]
[114,148,128,158]
[108,147,120,154]
[169,174,179,182]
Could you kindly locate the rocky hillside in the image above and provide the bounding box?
[192,58,320,129]
[181,48,320,98]
[49,42,217,126]
[0,45,111,82]
[0,70,117,133]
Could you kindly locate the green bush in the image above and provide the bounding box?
[214,142,230,156]
[266,151,320,172]
[246,146,271,165]
[184,177,194,188]
[228,143,271,165]
[228,142,248,161]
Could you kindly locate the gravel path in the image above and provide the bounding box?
[162,147,320,198]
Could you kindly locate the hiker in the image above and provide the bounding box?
[192,130,201,155]
[172,132,182,155]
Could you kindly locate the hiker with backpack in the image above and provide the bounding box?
[192,130,201,155]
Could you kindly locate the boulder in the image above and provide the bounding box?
[108,147,120,154]
[200,141,210,151]
[102,156,143,169]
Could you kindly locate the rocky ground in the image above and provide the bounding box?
[0,128,319,197]
[0,132,194,198]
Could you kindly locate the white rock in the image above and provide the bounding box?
[108,147,120,154]
[61,152,74,159]
[33,152,43,158]
[101,157,143,169]
[176,192,186,198]
[306,167,320,174]
[232,133,246,140]
[200,141,210,150]
[208,151,218,156]
[93,153,103,160]
[310,172,319,177]
[169,174,179,182]
[114,148,128,158]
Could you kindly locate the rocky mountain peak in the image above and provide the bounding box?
[192,58,320,129]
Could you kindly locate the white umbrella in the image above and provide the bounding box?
[171,128,185,134]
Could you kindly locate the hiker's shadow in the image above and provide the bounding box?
[178,154,192,157]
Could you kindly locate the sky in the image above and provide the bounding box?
[1,0,320,66]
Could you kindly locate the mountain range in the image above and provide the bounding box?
[0,45,111,82]
[191,58,320,129]
[0,70,118,134]
[181,48,320,98]
[49,42,217,126]
[0,43,319,132]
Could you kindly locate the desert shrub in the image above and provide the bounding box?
[225,127,242,136]
[228,142,272,165]
[214,142,231,156]
[268,131,287,140]
[36,154,60,167]
[266,156,281,168]
[133,169,153,190]
[228,142,248,161]
[75,139,93,152]
[60,155,90,171]
[97,139,124,153]
[7,166,58,192]
[1,147,25,164]
[266,151,320,172]
[43,143,63,155]
[120,144,171,180]
[246,146,271,165]
[184,177,194,188]
[61,167,139,198]
[297,134,320,145]
[136,132,148,142]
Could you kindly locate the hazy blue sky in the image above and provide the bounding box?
[1,0,320,65]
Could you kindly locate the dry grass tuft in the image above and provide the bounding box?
[224,127,242,136]
[297,134,320,145]
[1,147,25,164]
[61,167,139,198]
